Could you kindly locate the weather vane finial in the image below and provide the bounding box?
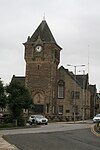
[43,12,45,21]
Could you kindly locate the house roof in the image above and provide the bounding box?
[27,20,56,43]
[59,66,88,89]
[89,84,96,93]
[11,67,89,90]
[76,75,88,89]
[11,75,25,86]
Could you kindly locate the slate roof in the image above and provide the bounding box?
[76,75,88,89]
[89,84,96,93]
[27,20,56,43]
[11,75,25,86]
[59,66,88,89]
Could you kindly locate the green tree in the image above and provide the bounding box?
[6,80,32,124]
[0,79,6,111]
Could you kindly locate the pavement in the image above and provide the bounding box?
[0,120,99,150]
[91,123,100,137]
[0,137,18,150]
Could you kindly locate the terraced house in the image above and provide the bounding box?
[12,19,96,121]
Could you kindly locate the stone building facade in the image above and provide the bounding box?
[89,85,97,118]
[12,20,92,120]
[23,20,61,117]
[96,93,100,114]
[57,66,90,120]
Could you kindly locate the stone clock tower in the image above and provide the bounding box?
[23,20,62,115]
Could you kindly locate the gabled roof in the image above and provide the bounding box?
[27,20,56,43]
[59,66,88,89]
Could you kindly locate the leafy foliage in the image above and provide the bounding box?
[6,80,32,120]
[0,79,6,110]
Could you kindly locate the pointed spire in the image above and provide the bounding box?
[27,20,56,43]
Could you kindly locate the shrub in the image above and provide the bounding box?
[17,116,25,127]
[0,123,14,128]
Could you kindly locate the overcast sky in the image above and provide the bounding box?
[0,0,100,91]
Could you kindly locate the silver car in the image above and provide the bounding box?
[93,114,100,123]
[29,115,48,125]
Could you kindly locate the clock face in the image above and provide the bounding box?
[35,45,42,52]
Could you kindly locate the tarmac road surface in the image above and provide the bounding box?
[4,128,100,150]
[0,120,97,150]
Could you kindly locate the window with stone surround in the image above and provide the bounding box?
[58,105,63,114]
[58,80,65,99]
[46,104,49,113]
[71,91,80,99]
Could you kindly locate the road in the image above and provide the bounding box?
[0,121,92,136]
[1,121,100,150]
[3,128,100,150]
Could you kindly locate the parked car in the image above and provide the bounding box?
[28,115,48,125]
[93,114,100,123]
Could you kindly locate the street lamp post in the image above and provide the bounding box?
[67,64,85,123]
[82,72,85,122]
[79,70,85,122]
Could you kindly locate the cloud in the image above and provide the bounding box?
[0,0,100,91]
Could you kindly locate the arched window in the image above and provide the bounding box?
[58,80,65,98]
